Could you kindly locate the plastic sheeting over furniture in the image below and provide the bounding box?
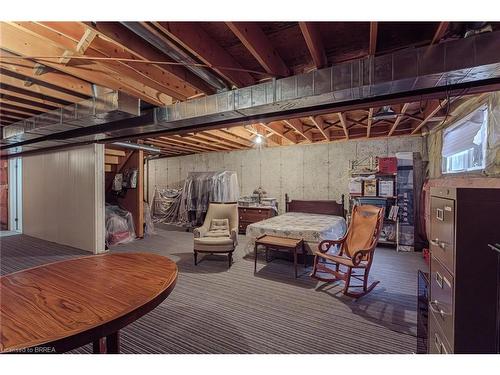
[153,171,239,227]
[105,205,136,247]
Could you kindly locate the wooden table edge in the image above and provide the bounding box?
[0,253,178,354]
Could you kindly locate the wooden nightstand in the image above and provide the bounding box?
[238,206,276,234]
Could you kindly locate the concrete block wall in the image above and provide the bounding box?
[147,135,423,213]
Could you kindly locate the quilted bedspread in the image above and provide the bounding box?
[245,212,347,254]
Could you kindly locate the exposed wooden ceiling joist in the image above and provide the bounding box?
[309,116,329,141]
[388,103,411,136]
[1,22,170,106]
[283,118,313,142]
[0,50,94,97]
[154,22,255,88]
[85,22,214,97]
[171,134,231,151]
[367,108,374,138]
[369,22,378,56]
[0,85,70,109]
[337,112,349,140]
[261,122,297,144]
[0,96,57,112]
[225,22,289,78]
[431,22,450,45]
[298,22,327,70]
[411,99,449,134]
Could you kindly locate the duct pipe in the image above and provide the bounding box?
[121,22,228,92]
[111,141,161,154]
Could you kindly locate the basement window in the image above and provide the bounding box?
[442,104,488,174]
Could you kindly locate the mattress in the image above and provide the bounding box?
[245,212,347,254]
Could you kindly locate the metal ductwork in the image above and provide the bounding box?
[1,89,140,154]
[121,22,228,92]
[2,30,500,156]
[111,141,161,154]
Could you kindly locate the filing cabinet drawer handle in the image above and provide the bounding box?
[435,272,443,288]
[429,300,446,318]
[436,208,444,221]
[434,333,441,352]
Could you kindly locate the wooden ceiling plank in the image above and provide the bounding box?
[147,138,207,153]
[367,108,374,138]
[1,22,167,106]
[154,22,255,88]
[337,112,349,140]
[388,103,410,136]
[0,114,22,123]
[299,22,327,69]
[163,135,229,152]
[411,99,449,134]
[431,22,450,45]
[225,22,290,77]
[60,28,97,65]
[0,109,28,120]
[369,22,378,56]
[309,116,329,141]
[283,118,313,142]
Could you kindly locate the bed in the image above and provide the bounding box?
[244,194,347,255]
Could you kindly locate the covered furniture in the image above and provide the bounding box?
[193,202,238,268]
[310,205,384,298]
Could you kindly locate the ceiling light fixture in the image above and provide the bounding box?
[372,106,398,120]
[254,134,263,144]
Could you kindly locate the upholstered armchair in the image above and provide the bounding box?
[193,203,238,268]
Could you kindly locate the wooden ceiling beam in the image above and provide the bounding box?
[144,139,190,155]
[411,99,449,134]
[154,22,255,88]
[201,129,252,148]
[0,85,69,108]
[187,133,241,151]
[0,114,22,123]
[149,137,210,153]
[0,96,57,112]
[367,108,374,138]
[262,122,297,144]
[299,22,327,69]
[283,118,313,142]
[85,22,214,97]
[1,22,168,106]
[59,28,97,65]
[0,50,94,97]
[309,116,329,141]
[225,22,290,77]
[0,109,28,120]
[0,68,87,103]
[31,22,175,104]
[369,22,378,56]
[0,102,43,116]
[162,136,225,152]
[388,103,411,136]
[337,112,349,140]
[431,22,450,45]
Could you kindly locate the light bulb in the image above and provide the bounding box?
[254,135,263,144]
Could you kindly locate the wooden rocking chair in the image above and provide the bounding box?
[310,205,384,298]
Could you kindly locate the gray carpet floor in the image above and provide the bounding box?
[0,228,426,354]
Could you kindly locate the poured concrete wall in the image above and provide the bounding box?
[148,136,423,213]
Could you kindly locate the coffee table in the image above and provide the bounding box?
[254,235,305,278]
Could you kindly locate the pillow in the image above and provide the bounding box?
[206,218,230,237]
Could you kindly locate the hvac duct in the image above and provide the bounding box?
[2,30,500,156]
[111,141,162,154]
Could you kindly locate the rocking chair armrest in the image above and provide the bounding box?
[318,238,346,253]
[351,248,373,266]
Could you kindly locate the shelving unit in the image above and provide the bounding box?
[348,158,399,249]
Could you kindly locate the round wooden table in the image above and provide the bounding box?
[0,253,178,354]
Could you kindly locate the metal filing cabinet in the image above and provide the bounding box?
[428,187,500,354]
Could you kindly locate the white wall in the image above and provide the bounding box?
[148,135,423,213]
[22,144,105,253]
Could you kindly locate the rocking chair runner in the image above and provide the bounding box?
[310,204,384,298]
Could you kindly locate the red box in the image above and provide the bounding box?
[377,157,397,174]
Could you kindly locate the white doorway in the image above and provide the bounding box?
[7,157,22,233]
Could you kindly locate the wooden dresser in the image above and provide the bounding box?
[429,187,500,354]
[238,206,276,234]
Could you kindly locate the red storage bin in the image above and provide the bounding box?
[377,157,397,174]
